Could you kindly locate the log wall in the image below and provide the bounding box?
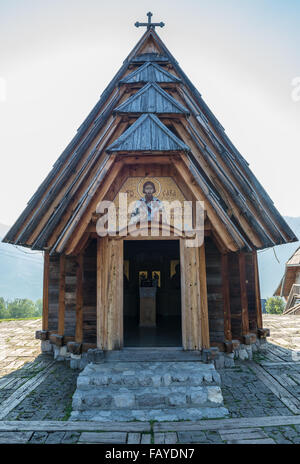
[82,239,97,344]
[48,255,60,331]
[205,237,224,343]
[228,252,243,339]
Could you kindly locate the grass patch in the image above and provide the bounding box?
[0,317,42,323]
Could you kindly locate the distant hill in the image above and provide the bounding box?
[257,216,300,299]
[0,216,299,302]
[0,223,43,301]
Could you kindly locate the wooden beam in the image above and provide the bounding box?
[221,253,232,341]
[173,157,240,252]
[238,252,249,335]
[253,250,263,329]
[62,158,124,255]
[199,243,210,348]
[42,251,49,331]
[75,252,84,343]
[57,254,66,336]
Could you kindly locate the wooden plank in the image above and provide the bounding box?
[173,158,240,252]
[199,243,210,348]
[42,251,49,331]
[248,362,300,414]
[180,240,202,350]
[75,252,83,343]
[238,252,249,335]
[63,158,124,255]
[97,237,123,350]
[221,253,232,341]
[79,432,127,444]
[58,254,66,336]
[0,362,55,420]
[253,250,263,329]
[0,421,150,432]
[153,414,300,432]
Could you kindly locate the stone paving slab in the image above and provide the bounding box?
[79,432,127,444]
[0,431,33,443]
[1,316,300,443]
[0,319,41,377]
[0,417,299,443]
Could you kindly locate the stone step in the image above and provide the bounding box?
[104,348,202,362]
[77,361,220,389]
[70,405,229,422]
[72,384,224,411]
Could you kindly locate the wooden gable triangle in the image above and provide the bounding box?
[114,82,189,115]
[106,113,190,153]
[120,62,181,84]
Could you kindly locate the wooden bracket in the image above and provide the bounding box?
[35,330,49,341]
[257,328,270,339]
[67,341,82,355]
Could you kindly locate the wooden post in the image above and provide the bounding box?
[253,250,263,329]
[97,237,123,350]
[221,253,232,341]
[75,252,84,343]
[180,239,202,350]
[239,252,249,335]
[58,254,66,336]
[199,243,210,349]
[42,251,49,331]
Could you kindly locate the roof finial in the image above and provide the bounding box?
[135,12,165,31]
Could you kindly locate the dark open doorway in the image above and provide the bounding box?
[123,240,182,347]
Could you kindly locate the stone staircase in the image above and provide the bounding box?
[70,357,229,422]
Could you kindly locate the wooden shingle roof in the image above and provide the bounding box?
[120,62,181,84]
[106,113,190,153]
[2,27,298,254]
[114,82,189,115]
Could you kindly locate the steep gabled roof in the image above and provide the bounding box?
[2,26,298,254]
[114,82,189,115]
[120,62,181,84]
[106,113,190,153]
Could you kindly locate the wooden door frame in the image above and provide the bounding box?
[97,234,209,351]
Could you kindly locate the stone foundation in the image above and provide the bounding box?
[36,330,269,370]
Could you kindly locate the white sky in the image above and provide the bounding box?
[0,0,299,226]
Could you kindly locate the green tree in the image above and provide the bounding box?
[265,296,285,315]
[0,297,10,319]
[7,298,36,318]
[35,299,43,316]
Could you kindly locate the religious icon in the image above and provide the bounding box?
[139,271,148,285]
[151,271,161,288]
[129,178,165,224]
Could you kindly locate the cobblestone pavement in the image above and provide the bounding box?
[0,319,42,376]
[1,315,300,443]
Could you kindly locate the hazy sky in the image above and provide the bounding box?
[0,0,299,226]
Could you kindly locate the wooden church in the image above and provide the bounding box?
[3,13,297,363]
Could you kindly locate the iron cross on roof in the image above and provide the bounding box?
[135,12,165,30]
